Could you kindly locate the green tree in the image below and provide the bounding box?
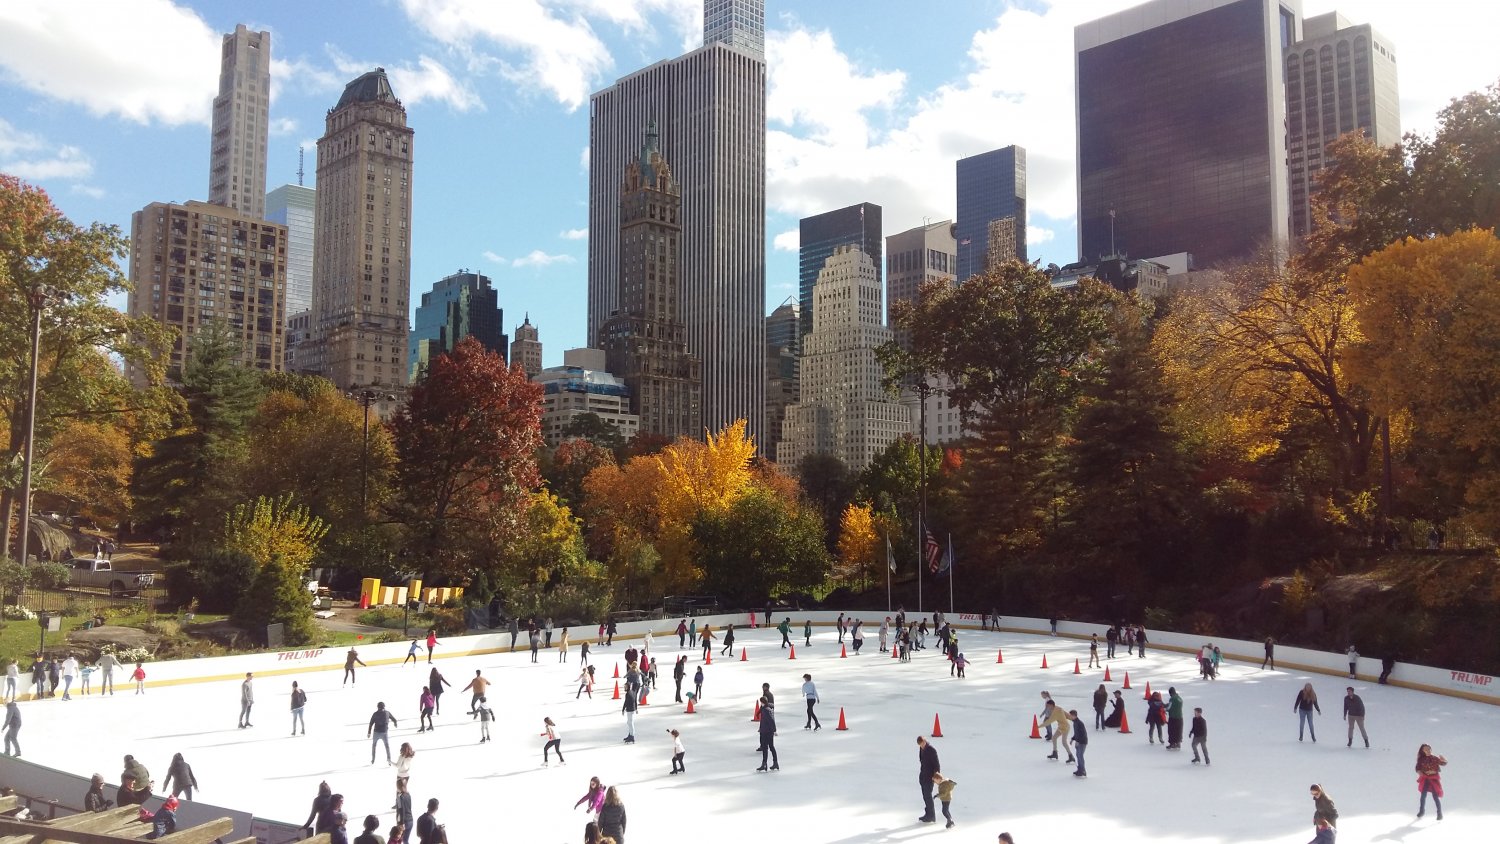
[491,491,612,622]
[797,453,854,550]
[541,437,615,510]
[224,494,328,645]
[560,412,626,453]
[692,485,830,603]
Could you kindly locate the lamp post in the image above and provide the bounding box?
[349,388,394,517]
[16,284,58,568]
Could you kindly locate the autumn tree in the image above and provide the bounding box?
[487,491,611,622]
[390,337,543,581]
[542,437,615,511]
[692,486,830,604]
[560,412,626,454]
[35,418,133,523]
[835,502,880,589]
[224,494,329,644]
[798,453,855,550]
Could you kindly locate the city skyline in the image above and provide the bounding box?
[0,0,1495,369]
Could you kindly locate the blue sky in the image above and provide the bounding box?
[2,0,1496,366]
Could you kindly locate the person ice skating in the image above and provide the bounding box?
[1104,691,1124,729]
[953,652,967,678]
[542,716,565,765]
[474,696,494,742]
[1166,687,1184,749]
[1190,707,1210,764]
[693,665,704,700]
[1307,817,1336,843]
[676,618,688,648]
[428,667,450,714]
[933,771,957,828]
[852,619,865,653]
[1069,709,1088,777]
[317,794,346,842]
[559,627,570,663]
[2,700,19,757]
[1146,691,1166,745]
[647,657,659,691]
[837,613,846,643]
[1105,625,1118,659]
[756,697,779,771]
[580,639,591,667]
[286,680,308,736]
[1198,644,1214,680]
[84,774,111,812]
[1042,699,1074,763]
[461,670,489,713]
[804,618,813,647]
[916,735,941,823]
[132,661,146,694]
[672,656,687,702]
[404,639,420,666]
[573,664,595,700]
[689,617,697,644]
[395,743,415,785]
[779,616,792,649]
[599,787,627,844]
[1263,636,1276,670]
[1415,743,1446,820]
[530,628,542,663]
[1135,625,1148,657]
[801,673,821,730]
[238,672,255,728]
[668,728,686,774]
[699,625,714,661]
[415,798,443,844]
[621,676,639,743]
[343,648,367,686]
[368,702,398,765]
[98,649,118,695]
[1343,687,1368,748]
[162,752,198,799]
[418,686,435,732]
[1049,616,1058,636]
[1310,784,1338,827]
[354,813,386,844]
[720,624,736,656]
[1088,635,1100,669]
[393,777,413,835]
[1093,684,1108,730]
[425,629,438,663]
[643,629,654,661]
[545,617,554,648]
[1294,683,1321,742]
[575,777,606,818]
[1211,645,1223,678]
[79,660,94,695]
[1038,691,1055,741]
[604,619,616,646]
[510,617,522,650]
[303,781,333,834]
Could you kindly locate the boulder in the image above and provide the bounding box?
[67,625,160,652]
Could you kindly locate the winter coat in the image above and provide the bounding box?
[936,779,957,801]
[1415,751,1445,796]
[918,743,940,781]
[291,689,307,710]
[1190,715,1207,739]
[1342,694,1365,718]
[1147,699,1166,725]
[1093,687,1108,712]
[1104,699,1124,728]
[1070,717,1088,745]
[1295,691,1321,714]
[1168,692,1184,719]
[598,803,627,839]
[1043,704,1072,735]
[394,792,413,831]
[758,704,777,736]
[163,758,197,792]
[1313,793,1338,825]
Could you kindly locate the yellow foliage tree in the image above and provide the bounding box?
[223,493,329,574]
[835,502,880,588]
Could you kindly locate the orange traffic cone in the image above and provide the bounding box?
[840,644,848,658]
[613,663,620,679]
[640,688,649,706]
[891,643,899,659]
[1142,681,1152,700]
[1103,665,1112,682]
[788,645,796,660]
[1122,672,1131,689]
[1074,659,1082,674]
[835,707,849,731]
[1029,714,1042,739]
[751,700,761,722]
[706,650,712,665]
[931,713,944,738]
[1117,706,1132,734]
[611,681,620,700]
[996,649,1004,664]
[686,696,696,714]
[741,647,748,662]
[1041,654,1049,669]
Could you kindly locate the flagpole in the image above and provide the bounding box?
[885,532,891,613]
[916,513,923,615]
[948,533,955,615]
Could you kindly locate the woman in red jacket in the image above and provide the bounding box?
[1415,744,1447,820]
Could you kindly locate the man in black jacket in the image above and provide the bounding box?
[1069,710,1088,777]
[917,736,940,823]
[673,656,687,702]
[415,798,444,844]
[1190,707,1210,764]
[367,702,398,764]
[1343,687,1368,748]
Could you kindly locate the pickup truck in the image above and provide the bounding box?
[64,557,155,597]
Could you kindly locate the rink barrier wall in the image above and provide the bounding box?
[33,611,1497,706]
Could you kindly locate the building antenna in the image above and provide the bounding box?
[297,146,305,186]
[1109,208,1116,257]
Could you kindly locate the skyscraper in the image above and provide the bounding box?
[408,270,506,383]
[601,125,702,440]
[511,315,543,378]
[885,222,966,445]
[955,147,1026,282]
[588,1,766,443]
[778,245,909,471]
[208,25,271,219]
[1076,0,1300,267]
[1286,12,1400,239]
[126,201,287,385]
[312,68,414,390]
[798,202,882,344]
[763,297,800,461]
[265,183,315,317]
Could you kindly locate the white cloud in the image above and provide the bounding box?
[579,146,590,172]
[482,250,506,264]
[560,227,588,240]
[269,55,344,102]
[0,0,219,125]
[389,56,483,112]
[767,28,905,147]
[70,184,105,199]
[269,116,299,136]
[511,250,577,268]
[0,119,42,157]
[0,121,93,181]
[1027,225,1056,246]
[772,229,799,252]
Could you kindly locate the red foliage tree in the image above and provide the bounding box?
[390,337,543,580]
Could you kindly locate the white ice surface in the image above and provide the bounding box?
[16,625,1498,843]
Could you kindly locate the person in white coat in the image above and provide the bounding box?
[801,673,822,730]
[61,655,79,700]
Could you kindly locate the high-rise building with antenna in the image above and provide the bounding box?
[208,24,271,218]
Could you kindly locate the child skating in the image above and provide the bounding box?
[933,772,957,829]
[475,696,494,743]
[668,728,686,775]
[541,717,564,766]
[131,662,146,694]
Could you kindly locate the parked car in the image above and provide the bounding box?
[63,557,154,597]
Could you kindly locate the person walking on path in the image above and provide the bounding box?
[427,667,450,714]
[238,673,255,729]
[720,624,736,657]
[801,673,822,730]
[1166,687,1185,750]
[598,787,627,844]
[1343,687,1368,748]
[672,656,687,702]
[425,629,438,664]
[461,670,489,714]
[343,649,367,686]
[1087,635,1101,669]
[699,625,715,661]
[418,687,436,732]
[368,702,398,764]
[530,628,542,663]
[1146,691,1166,745]
[1190,707,1210,765]
[98,650,118,695]
[693,665,704,700]
[1310,784,1338,828]
[1415,743,1446,820]
[756,697,779,771]
[541,716,564,765]
[162,752,198,800]
[1069,710,1088,777]
[1104,690,1124,729]
[1346,646,1359,679]
[668,728,686,774]
[917,736,941,823]
[558,627,570,663]
[403,639,420,666]
[1092,684,1108,730]
[290,681,307,735]
[933,771,957,828]
[1263,637,1276,670]
[2,700,19,757]
[778,617,792,649]
[1295,683,1321,742]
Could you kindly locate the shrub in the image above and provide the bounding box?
[166,549,256,613]
[356,607,405,627]
[2,605,36,621]
[428,606,467,636]
[233,556,316,646]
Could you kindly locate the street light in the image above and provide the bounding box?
[16,284,61,568]
[349,388,395,517]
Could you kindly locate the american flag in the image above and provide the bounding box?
[959,238,972,246]
[924,529,942,573]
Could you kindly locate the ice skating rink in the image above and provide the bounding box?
[17,625,1499,843]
